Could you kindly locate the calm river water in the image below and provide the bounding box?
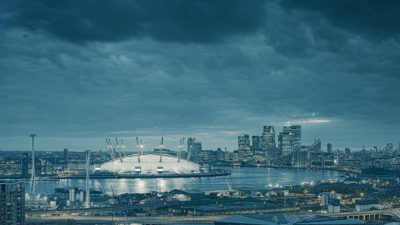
[23,167,342,195]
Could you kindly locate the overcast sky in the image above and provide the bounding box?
[1,0,399,152]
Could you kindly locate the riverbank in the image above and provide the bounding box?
[0,169,231,180]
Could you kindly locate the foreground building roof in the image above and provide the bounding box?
[294,216,364,225]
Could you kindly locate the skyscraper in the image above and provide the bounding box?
[187,138,195,152]
[238,134,251,151]
[0,181,25,225]
[193,142,202,155]
[281,124,301,156]
[327,143,333,153]
[311,139,321,152]
[238,134,251,159]
[64,148,68,165]
[251,136,261,152]
[261,126,276,150]
[20,153,29,179]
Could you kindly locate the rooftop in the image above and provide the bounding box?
[215,215,278,225]
[295,216,364,225]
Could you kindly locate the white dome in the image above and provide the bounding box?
[99,154,200,174]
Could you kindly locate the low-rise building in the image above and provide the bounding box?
[355,199,382,212]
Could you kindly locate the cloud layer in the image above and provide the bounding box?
[0,0,399,151]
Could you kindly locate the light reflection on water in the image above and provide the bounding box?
[23,167,341,195]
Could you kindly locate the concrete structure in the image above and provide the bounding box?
[80,190,84,202]
[0,181,25,225]
[355,199,382,212]
[69,188,76,202]
[328,199,341,213]
[321,192,339,206]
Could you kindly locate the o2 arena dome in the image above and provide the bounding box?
[99,154,200,175]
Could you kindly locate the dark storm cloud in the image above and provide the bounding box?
[0,1,399,151]
[1,0,266,44]
[280,0,400,42]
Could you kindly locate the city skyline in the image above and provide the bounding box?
[0,122,397,152]
[1,1,399,151]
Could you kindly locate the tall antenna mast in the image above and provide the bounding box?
[85,150,90,208]
[159,137,164,163]
[30,134,36,194]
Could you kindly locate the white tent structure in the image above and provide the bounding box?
[99,154,200,175]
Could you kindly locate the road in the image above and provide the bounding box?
[27,215,227,224]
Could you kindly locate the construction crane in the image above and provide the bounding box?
[135,137,141,162]
[177,137,185,162]
[225,178,232,191]
[229,175,238,192]
[120,138,127,157]
[106,138,115,160]
[186,138,195,161]
[115,137,122,162]
[159,136,164,163]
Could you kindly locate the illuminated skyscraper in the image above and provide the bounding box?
[261,126,276,150]
[251,136,261,152]
[238,134,250,151]
[238,134,251,159]
[280,124,301,156]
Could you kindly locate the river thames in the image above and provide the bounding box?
[23,167,342,195]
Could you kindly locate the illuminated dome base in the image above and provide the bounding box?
[99,154,200,175]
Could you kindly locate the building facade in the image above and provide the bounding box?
[261,126,276,150]
[20,153,29,179]
[281,124,301,156]
[0,181,25,225]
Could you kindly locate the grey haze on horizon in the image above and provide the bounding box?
[0,0,399,151]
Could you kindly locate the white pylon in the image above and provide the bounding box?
[30,134,36,194]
